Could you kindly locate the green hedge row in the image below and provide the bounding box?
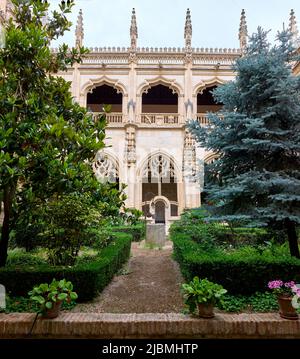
[0,232,131,302]
[108,224,145,242]
[172,233,300,295]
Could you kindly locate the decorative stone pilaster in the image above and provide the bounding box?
[183,129,201,208]
[183,130,196,183]
[125,125,136,165]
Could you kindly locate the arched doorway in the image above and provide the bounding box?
[141,154,178,220]
[155,200,166,224]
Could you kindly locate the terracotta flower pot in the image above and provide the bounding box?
[42,301,62,319]
[197,302,215,318]
[277,295,298,320]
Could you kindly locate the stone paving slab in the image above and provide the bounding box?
[0,312,299,339]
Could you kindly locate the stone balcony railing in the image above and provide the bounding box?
[92,112,123,124]
[91,112,218,126]
[139,113,182,125]
[196,113,210,126]
[196,113,223,126]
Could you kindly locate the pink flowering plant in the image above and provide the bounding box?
[267,280,296,297]
[291,284,300,309]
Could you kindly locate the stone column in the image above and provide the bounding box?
[184,61,193,122]
[124,58,138,209]
[183,130,200,209]
[72,63,81,104]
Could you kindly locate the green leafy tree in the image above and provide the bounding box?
[0,0,107,266]
[189,28,300,258]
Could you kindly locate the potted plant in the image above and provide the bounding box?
[181,277,227,318]
[292,285,300,310]
[268,280,299,320]
[29,279,78,319]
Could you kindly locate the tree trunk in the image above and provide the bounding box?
[286,220,300,259]
[0,185,15,267]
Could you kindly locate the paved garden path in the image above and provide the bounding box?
[72,241,185,313]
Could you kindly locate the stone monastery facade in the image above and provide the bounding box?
[1,1,300,227]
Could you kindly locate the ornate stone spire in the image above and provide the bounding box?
[184,8,192,49]
[239,9,248,52]
[289,9,299,47]
[75,9,84,48]
[130,8,138,50]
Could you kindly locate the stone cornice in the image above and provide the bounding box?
[51,47,241,67]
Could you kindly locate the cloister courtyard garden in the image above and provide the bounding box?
[0,0,300,346]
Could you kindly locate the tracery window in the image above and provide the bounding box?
[93,152,119,183]
[141,154,178,217]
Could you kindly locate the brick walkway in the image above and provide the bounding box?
[72,241,185,313]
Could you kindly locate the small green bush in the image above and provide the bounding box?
[217,292,279,312]
[172,233,300,295]
[169,208,278,249]
[108,224,145,242]
[0,232,132,302]
[6,249,48,267]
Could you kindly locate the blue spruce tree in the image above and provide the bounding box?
[189,28,300,258]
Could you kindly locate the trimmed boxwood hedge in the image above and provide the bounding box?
[172,233,300,295]
[0,232,131,302]
[108,224,145,242]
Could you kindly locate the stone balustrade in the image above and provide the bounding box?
[196,113,210,125]
[90,112,223,127]
[140,113,181,125]
[196,113,224,126]
[92,112,123,123]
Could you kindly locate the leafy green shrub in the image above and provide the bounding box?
[39,193,103,266]
[182,277,227,314]
[108,224,145,242]
[0,232,132,302]
[28,278,78,315]
[6,249,48,267]
[0,295,77,313]
[121,208,144,225]
[170,209,278,249]
[217,292,279,312]
[84,226,114,250]
[170,211,220,250]
[172,233,300,295]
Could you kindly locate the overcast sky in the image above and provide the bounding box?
[50,0,300,49]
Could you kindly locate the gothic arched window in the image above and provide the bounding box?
[93,152,119,183]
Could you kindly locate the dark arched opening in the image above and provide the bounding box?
[197,86,223,113]
[87,84,122,112]
[142,84,178,113]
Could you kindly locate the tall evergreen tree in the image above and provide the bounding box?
[189,28,300,258]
